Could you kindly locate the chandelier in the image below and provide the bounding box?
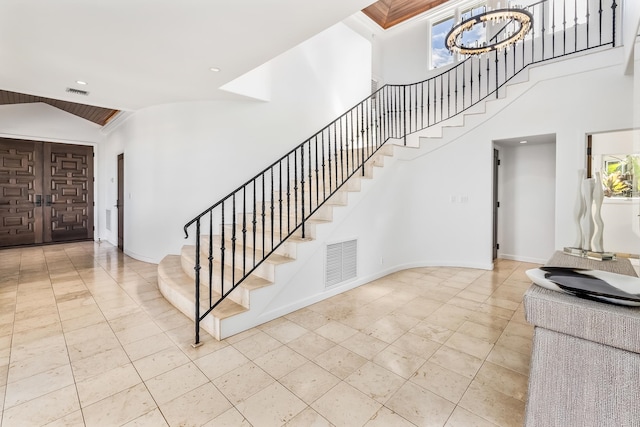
[445,8,533,55]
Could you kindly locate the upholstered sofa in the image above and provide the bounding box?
[523,251,640,426]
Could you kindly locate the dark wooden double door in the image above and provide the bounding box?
[0,138,94,248]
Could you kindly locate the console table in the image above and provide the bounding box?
[523,251,639,426]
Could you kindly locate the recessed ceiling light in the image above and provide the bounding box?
[520,140,528,144]
[209,67,221,72]
[76,80,88,85]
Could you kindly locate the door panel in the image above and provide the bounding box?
[0,139,43,246]
[45,143,94,242]
[0,139,93,248]
[117,153,124,250]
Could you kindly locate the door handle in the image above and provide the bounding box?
[35,195,42,207]
[45,195,52,206]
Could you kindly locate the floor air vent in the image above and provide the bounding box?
[325,239,357,288]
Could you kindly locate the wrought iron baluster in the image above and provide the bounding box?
[315,136,320,208]
[309,139,313,216]
[294,151,298,228]
[339,117,344,184]
[231,194,236,287]
[286,156,291,235]
[242,186,246,276]
[333,124,338,189]
[208,211,213,309]
[300,144,306,239]
[598,0,603,46]
[252,181,256,267]
[322,132,327,199]
[221,200,225,296]
[261,173,265,258]
[279,160,283,242]
[574,0,578,52]
[611,0,617,47]
[194,219,201,345]
[270,170,274,251]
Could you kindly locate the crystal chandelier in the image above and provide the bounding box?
[445,8,533,55]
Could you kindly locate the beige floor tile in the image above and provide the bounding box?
[315,320,358,343]
[363,317,408,343]
[145,362,209,405]
[203,407,250,427]
[76,363,142,407]
[312,381,381,427]
[411,361,472,404]
[236,382,306,427]
[42,409,85,427]
[444,332,494,360]
[6,344,70,384]
[345,361,405,403]
[279,361,340,404]
[392,331,441,358]
[385,381,455,427]
[445,406,499,426]
[159,382,232,427]
[122,332,175,361]
[4,364,75,409]
[194,345,249,380]
[122,408,169,426]
[287,331,337,360]
[486,345,530,376]
[315,344,368,379]
[364,407,415,427]
[262,319,309,344]
[82,382,156,426]
[372,345,425,379]
[409,321,454,344]
[339,331,389,360]
[2,384,80,426]
[474,361,528,402]
[284,308,331,331]
[212,361,275,405]
[459,380,525,427]
[285,406,332,426]
[233,330,282,359]
[430,346,483,379]
[71,346,130,382]
[253,345,307,379]
[457,321,504,344]
[133,345,190,381]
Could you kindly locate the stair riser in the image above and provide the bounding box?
[180,255,250,305]
[235,204,333,224]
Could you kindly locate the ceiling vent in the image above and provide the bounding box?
[66,87,89,96]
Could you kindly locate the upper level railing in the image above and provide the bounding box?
[184,0,619,344]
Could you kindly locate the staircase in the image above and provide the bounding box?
[158,0,619,343]
[158,145,395,340]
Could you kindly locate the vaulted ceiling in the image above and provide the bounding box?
[0,0,452,127]
[363,0,451,29]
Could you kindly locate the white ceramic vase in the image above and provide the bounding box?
[573,169,586,248]
[592,171,605,253]
[580,178,595,251]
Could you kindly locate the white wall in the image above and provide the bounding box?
[100,23,372,262]
[496,141,557,263]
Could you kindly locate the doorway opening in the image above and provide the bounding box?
[493,134,556,264]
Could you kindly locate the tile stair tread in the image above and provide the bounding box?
[199,239,296,265]
[159,255,247,319]
[181,246,273,290]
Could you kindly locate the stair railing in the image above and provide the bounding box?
[184,0,618,344]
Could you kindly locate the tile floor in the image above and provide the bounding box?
[0,241,538,427]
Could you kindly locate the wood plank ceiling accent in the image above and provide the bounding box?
[0,89,119,126]
[362,0,450,29]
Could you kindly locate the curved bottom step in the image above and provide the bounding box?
[157,254,247,340]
